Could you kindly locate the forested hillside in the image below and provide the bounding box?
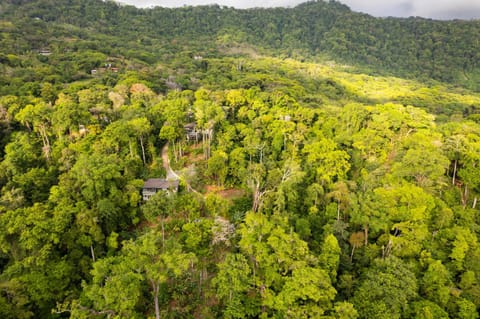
[1,0,480,90]
[1,0,480,318]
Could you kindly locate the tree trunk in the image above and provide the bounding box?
[452,159,457,185]
[364,224,369,246]
[350,246,355,262]
[90,245,95,262]
[473,196,477,209]
[337,200,341,221]
[161,217,165,249]
[252,188,260,212]
[198,268,203,298]
[129,140,134,158]
[463,184,468,208]
[140,136,146,165]
[150,279,161,319]
[154,286,160,319]
[38,125,51,159]
[202,131,207,159]
[252,183,264,213]
[207,129,212,159]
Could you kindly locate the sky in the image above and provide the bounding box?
[118,0,480,20]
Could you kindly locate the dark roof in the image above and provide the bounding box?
[143,178,179,189]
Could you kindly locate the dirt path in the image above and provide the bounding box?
[162,143,244,200]
[161,142,201,195]
[161,143,180,180]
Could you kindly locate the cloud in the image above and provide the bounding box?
[410,0,480,19]
[339,0,413,17]
[343,0,480,19]
[119,0,480,19]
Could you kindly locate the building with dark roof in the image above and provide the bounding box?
[142,178,179,201]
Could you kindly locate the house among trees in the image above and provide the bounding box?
[38,49,51,56]
[142,178,179,201]
[91,63,120,76]
[184,123,200,142]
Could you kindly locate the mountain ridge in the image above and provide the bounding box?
[1,0,479,90]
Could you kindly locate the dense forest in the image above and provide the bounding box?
[0,0,480,318]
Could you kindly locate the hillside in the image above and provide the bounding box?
[1,1,480,318]
[1,0,479,90]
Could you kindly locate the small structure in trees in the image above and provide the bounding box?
[38,49,51,56]
[142,178,179,201]
[91,62,120,76]
[184,123,200,142]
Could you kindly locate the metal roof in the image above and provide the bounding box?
[143,178,179,189]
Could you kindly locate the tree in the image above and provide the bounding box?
[352,257,418,319]
[206,150,229,186]
[246,162,269,213]
[228,147,248,185]
[391,130,449,188]
[444,133,467,186]
[225,89,247,120]
[366,182,434,258]
[0,279,33,319]
[318,234,341,283]
[410,300,449,319]
[302,138,350,186]
[80,254,144,318]
[0,131,44,190]
[123,233,196,319]
[232,212,337,317]
[457,133,480,208]
[214,253,256,318]
[156,93,189,160]
[334,302,358,319]
[193,89,225,159]
[454,298,479,319]
[128,117,152,165]
[141,190,175,244]
[52,152,142,251]
[74,231,196,319]
[51,93,91,139]
[15,101,53,159]
[270,158,305,213]
[420,260,451,307]
[0,202,78,316]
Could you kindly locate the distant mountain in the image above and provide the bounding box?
[1,0,479,89]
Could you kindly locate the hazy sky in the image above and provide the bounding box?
[118,0,480,20]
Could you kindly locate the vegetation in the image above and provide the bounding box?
[0,0,479,318]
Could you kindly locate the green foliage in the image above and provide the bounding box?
[319,234,341,283]
[226,212,338,318]
[213,253,255,318]
[410,300,449,319]
[352,257,418,319]
[1,1,480,318]
[74,231,196,318]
